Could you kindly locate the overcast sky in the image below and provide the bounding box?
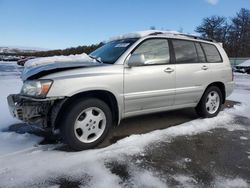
[0,0,249,49]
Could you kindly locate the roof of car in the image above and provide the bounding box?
[110,30,216,43]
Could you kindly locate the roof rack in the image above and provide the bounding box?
[110,30,217,43]
[149,31,217,43]
[178,33,216,42]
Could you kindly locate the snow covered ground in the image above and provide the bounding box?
[0,62,249,187]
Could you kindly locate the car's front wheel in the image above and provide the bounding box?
[196,86,223,118]
[60,98,112,151]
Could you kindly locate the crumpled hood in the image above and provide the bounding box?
[21,53,101,80]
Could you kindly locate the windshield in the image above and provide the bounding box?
[89,38,138,64]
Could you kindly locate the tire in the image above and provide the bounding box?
[195,86,223,118]
[60,98,112,151]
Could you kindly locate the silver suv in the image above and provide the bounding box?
[7,31,234,150]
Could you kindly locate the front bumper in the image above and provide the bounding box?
[7,94,54,127]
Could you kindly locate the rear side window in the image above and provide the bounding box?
[201,43,222,63]
[195,43,206,63]
[172,40,198,63]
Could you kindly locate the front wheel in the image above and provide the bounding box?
[196,86,223,118]
[60,98,112,151]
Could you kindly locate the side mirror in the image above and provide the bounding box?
[127,54,145,67]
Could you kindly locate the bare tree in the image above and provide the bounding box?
[228,8,250,57]
[195,16,229,43]
[196,9,250,57]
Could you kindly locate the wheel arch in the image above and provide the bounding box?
[53,90,120,129]
[203,82,226,104]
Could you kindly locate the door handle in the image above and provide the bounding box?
[164,67,174,73]
[201,65,208,70]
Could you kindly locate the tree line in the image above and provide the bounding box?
[196,8,250,57]
[13,43,104,57]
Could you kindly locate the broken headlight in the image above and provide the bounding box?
[21,80,53,98]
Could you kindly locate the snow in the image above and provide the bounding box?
[238,59,250,67]
[240,136,248,140]
[0,64,250,187]
[109,30,180,41]
[0,132,42,156]
[214,177,248,188]
[24,53,94,68]
[0,72,22,130]
[0,63,43,157]
[0,46,43,53]
[129,170,166,187]
[0,61,22,77]
[227,73,250,118]
[184,158,192,162]
[172,175,248,188]
[173,174,198,186]
[0,103,247,187]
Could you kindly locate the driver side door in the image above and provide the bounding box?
[124,38,176,115]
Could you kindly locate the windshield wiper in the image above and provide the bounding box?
[89,55,103,64]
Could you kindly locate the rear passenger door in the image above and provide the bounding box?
[172,39,211,105]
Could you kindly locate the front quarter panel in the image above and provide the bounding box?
[43,65,123,97]
[43,65,124,115]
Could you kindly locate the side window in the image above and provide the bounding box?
[172,40,198,63]
[195,43,206,63]
[133,39,170,65]
[201,43,222,63]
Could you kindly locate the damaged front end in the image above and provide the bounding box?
[7,94,65,128]
[7,57,102,128]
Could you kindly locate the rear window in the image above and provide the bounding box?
[201,43,222,63]
[172,40,198,63]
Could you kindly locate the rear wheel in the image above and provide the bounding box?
[196,86,222,118]
[60,98,112,151]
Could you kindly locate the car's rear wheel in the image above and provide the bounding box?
[196,86,222,118]
[60,98,112,151]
